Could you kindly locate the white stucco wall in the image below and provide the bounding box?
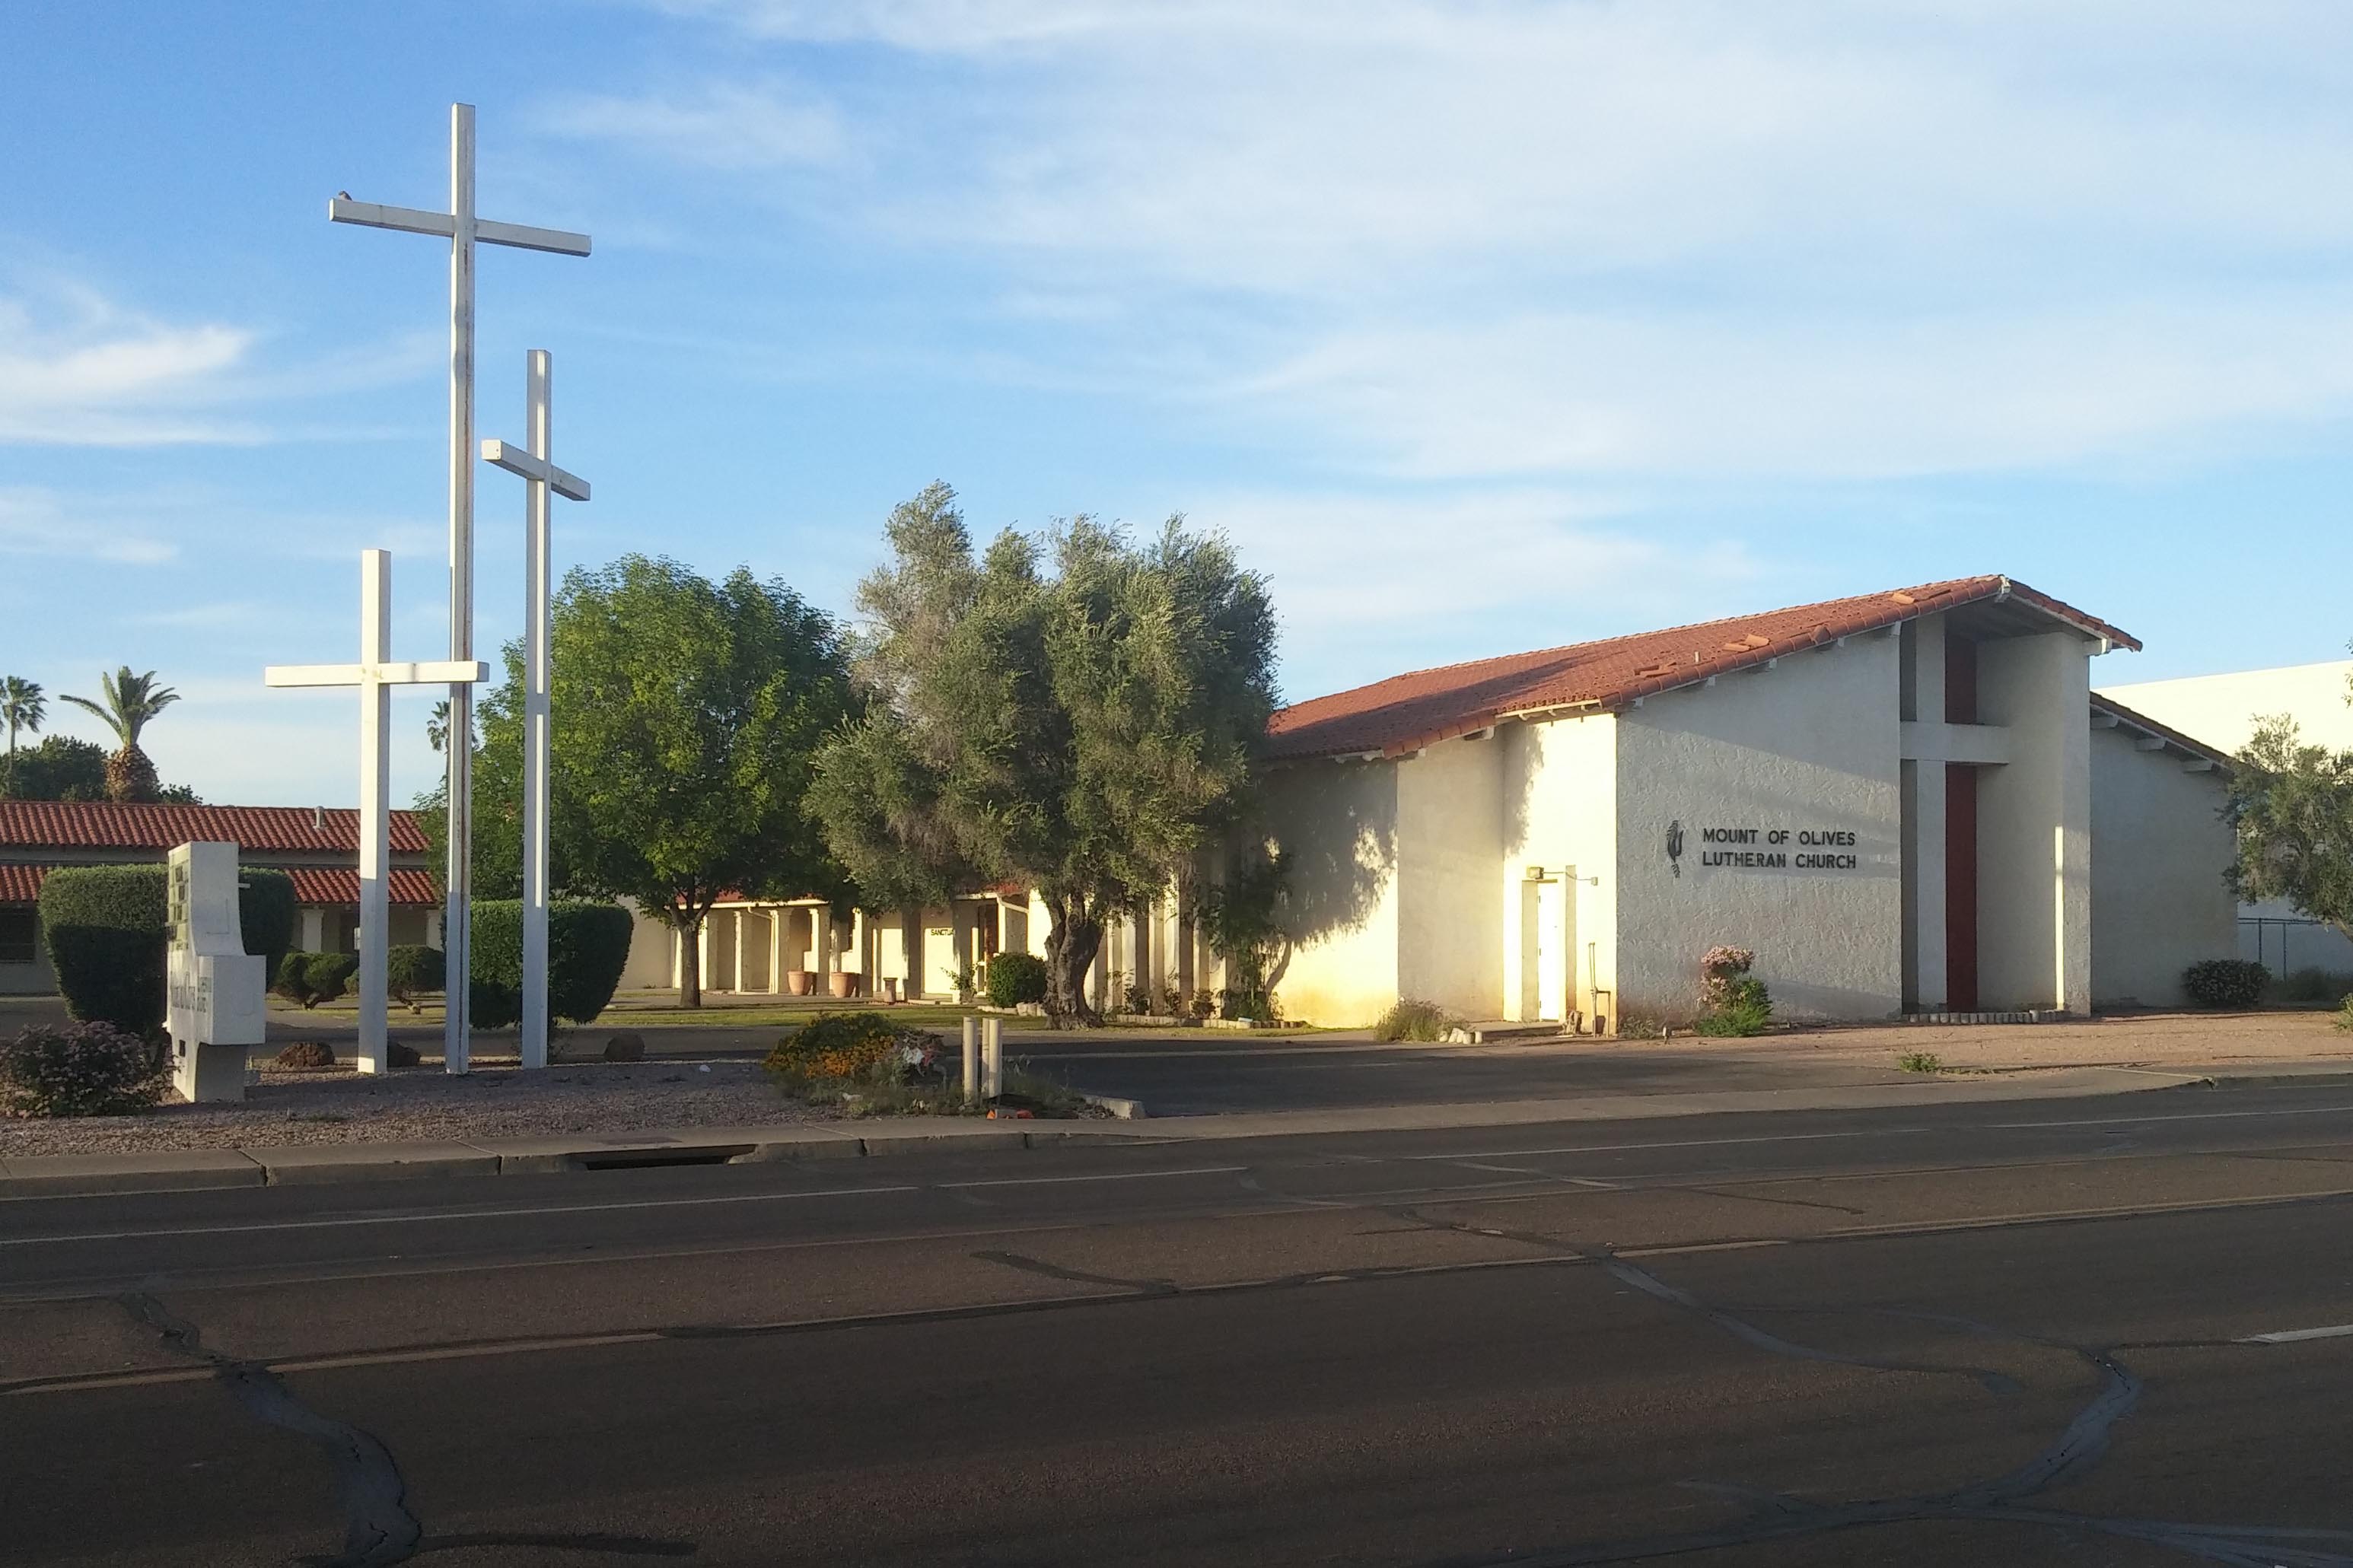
[1610,635,1906,1023]
[1976,633,2094,1013]
[1394,731,1505,1019]
[2098,660,2353,981]
[1261,756,1402,1026]
[2087,727,2237,1007]
[1501,713,1618,1024]
[2099,660,2353,755]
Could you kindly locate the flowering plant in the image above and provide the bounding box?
[1,1021,161,1118]
[1699,946,1756,1010]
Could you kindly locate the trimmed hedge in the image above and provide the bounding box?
[37,865,296,1035]
[273,950,358,1010]
[2183,958,2269,1010]
[985,952,1049,1008]
[386,944,445,1011]
[470,899,633,1025]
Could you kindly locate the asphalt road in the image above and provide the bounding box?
[9,1083,2353,1566]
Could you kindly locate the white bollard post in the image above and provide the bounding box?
[983,1016,1004,1101]
[961,1016,979,1105]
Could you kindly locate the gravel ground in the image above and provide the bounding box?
[0,1059,826,1158]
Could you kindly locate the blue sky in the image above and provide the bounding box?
[3,0,2351,807]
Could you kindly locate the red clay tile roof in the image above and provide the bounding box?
[0,801,428,854]
[0,864,437,907]
[0,864,56,904]
[282,868,441,907]
[1266,575,2138,761]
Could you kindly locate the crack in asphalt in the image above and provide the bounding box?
[1356,1217,2353,1566]
[119,1292,423,1568]
[115,1292,696,1565]
[971,1249,1179,1295]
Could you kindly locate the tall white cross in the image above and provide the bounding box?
[331,103,591,1074]
[482,349,591,1071]
[265,552,486,1075]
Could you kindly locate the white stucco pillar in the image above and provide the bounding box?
[696,917,712,992]
[1902,615,1950,1011]
[1976,631,2093,1014]
[300,908,326,953]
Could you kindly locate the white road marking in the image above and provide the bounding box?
[1416,1127,1931,1161]
[1987,1105,2353,1130]
[0,1183,923,1247]
[938,1165,1247,1189]
[2242,1323,2353,1344]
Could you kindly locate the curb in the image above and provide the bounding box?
[0,1122,1159,1200]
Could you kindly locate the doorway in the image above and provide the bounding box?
[1520,876,1571,1023]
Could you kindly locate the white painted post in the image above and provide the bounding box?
[962,1016,979,1105]
[481,350,591,1069]
[332,103,591,1074]
[265,552,486,1073]
[982,1016,1004,1100]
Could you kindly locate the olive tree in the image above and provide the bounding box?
[437,555,855,1007]
[2227,709,2353,944]
[809,483,1277,1026]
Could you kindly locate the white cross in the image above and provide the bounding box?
[265,551,486,1075]
[331,102,590,1074]
[482,349,591,1071]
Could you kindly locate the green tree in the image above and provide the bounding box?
[4,736,108,801]
[2,677,43,796]
[2227,708,2353,945]
[809,483,1277,1026]
[512,555,855,1007]
[59,667,180,803]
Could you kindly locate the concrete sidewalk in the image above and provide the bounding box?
[6,1060,2320,1200]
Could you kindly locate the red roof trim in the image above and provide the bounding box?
[0,801,428,854]
[1266,574,2141,762]
[0,864,438,908]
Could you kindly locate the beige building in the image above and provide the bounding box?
[1253,575,2240,1027]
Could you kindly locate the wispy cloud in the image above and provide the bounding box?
[537,81,848,170]
[587,0,2353,482]
[0,281,261,445]
[0,487,178,565]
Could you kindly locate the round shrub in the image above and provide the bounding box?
[1,1021,161,1118]
[275,1040,336,1069]
[385,945,445,1011]
[2183,958,2269,1010]
[603,1032,646,1063]
[38,864,295,1034]
[985,952,1049,1009]
[305,951,358,1007]
[386,1040,422,1070]
[470,900,635,1025]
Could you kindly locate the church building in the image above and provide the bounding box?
[1256,575,2239,1029]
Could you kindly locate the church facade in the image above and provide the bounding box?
[1256,576,2239,1029]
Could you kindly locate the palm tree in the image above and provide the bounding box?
[60,667,180,803]
[1,677,43,797]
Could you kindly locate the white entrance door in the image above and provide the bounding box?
[1534,879,1567,1023]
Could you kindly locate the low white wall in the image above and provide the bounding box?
[2087,727,2237,1007]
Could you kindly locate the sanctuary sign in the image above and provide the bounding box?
[165,841,267,1102]
[1670,821,1864,873]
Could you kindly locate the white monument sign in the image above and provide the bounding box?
[266,551,486,1074]
[166,841,266,1103]
[330,102,591,1073]
[482,348,591,1070]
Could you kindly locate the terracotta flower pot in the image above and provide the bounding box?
[785,969,815,996]
[826,970,857,999]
